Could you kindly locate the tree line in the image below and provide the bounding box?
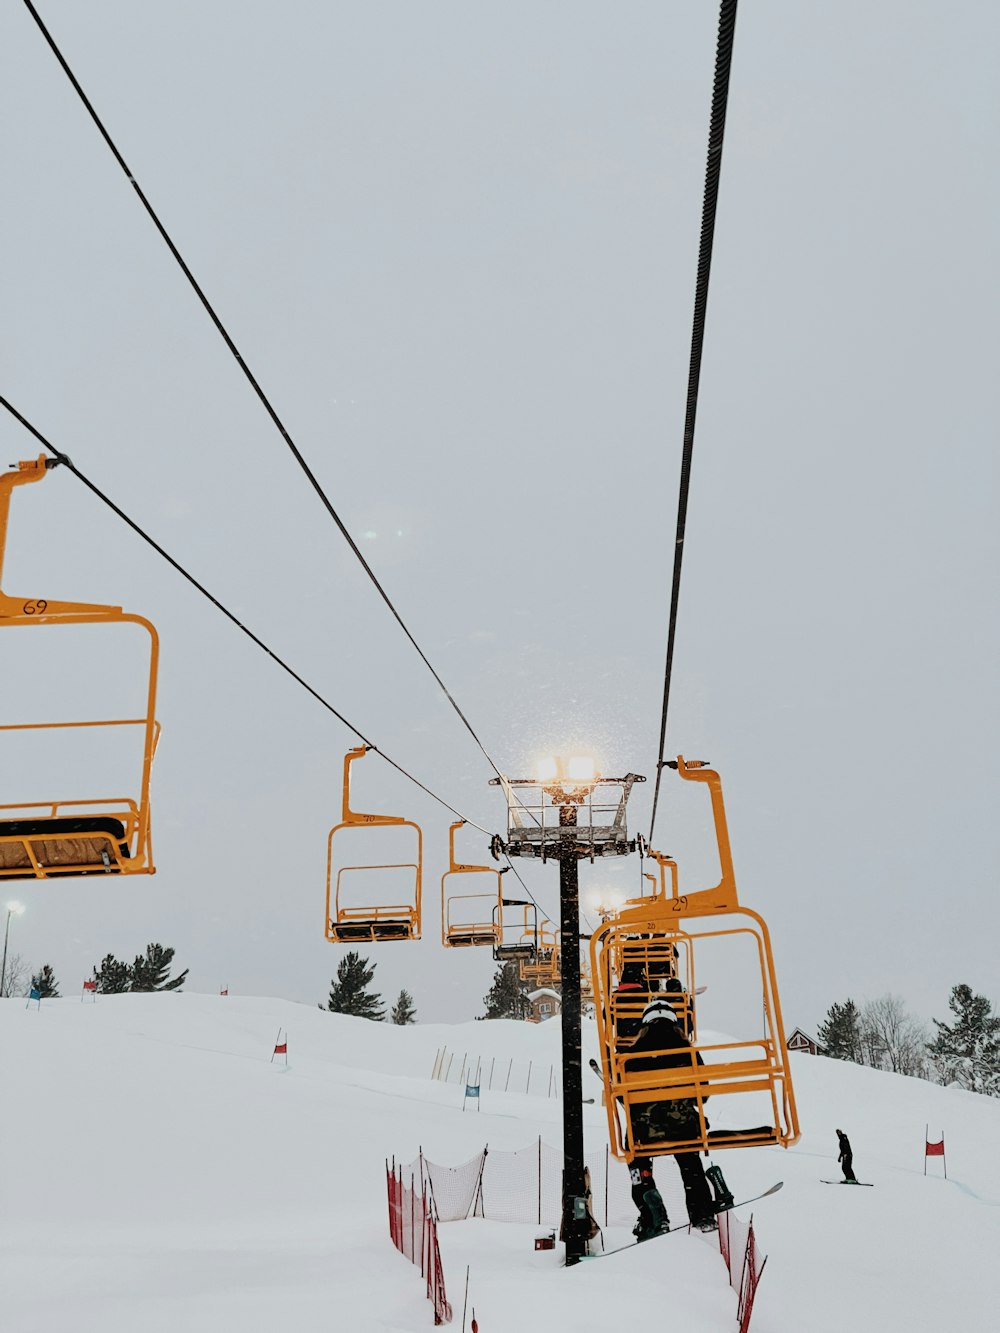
[817,984,1000,1096]
[324,951,417,1024]
[323,954,536,1023]
[1,944,189,999]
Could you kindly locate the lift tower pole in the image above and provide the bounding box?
[490,764,644,1268]
[557,801,588,1265]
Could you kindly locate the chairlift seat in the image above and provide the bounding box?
[0,814,131,877]
[444,924,498,948]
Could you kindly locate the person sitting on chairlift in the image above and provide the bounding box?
[624,998,717,1232]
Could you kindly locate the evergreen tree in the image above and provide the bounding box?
[327,951,385,1020]
[483,962,530,1019]
[389,988,417,1025]
[30,964,59,998]
[130,943,188,992]
[816,999,863,1062]
[928,984,1000,1096]
[93,954,131,994]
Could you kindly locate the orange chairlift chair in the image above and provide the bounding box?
[325,746,422,942]
[0,456,159,880]
[519,918,560,986]
[590,756,800,1161]
[441,820,504,948]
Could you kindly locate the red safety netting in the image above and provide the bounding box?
[717,1208,767,1333]
[387,1160,453,1325]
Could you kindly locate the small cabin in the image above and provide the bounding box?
[787,1027,825,1056]
[527,988,562,1023]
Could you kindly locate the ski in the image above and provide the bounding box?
[821,1180,874,1186]
[580,1182,783,1261]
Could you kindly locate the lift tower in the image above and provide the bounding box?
[491,761,644,1265]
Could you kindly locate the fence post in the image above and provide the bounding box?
[445,1051,454,1081]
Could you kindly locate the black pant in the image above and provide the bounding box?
[676,1151,715,1226]
[841,1152,856,1182]
[630,1157,659,1223]
[631,1153,714,1228]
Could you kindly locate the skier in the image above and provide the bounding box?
[623,998,717,1231]
[836,1128,856,1182]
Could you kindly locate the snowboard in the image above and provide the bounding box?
[821,1180,874,1186]
[579,1182,784,1261]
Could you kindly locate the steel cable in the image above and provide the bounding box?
[20,0,508,789]
[647,0,740,843]
[0,394,495,836]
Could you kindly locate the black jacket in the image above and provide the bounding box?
[625,1018,706,1090]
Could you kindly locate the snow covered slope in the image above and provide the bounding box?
[2,993,998,1331]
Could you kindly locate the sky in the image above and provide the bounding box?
[1,1,997,1030]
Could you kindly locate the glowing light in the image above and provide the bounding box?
[566,756,597,785]
[537,756,559,785]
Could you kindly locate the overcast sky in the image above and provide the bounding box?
[2,1,997,1035]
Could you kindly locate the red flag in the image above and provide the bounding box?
[220,988,229,996]
[83,980,97,992]
[925,1138,945,1156]
[274,1041,287,1055]
[471,1318,478,1332]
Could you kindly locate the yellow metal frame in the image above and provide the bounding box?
[325,746,422,942]
[519,919,560,986]
[0,457,159,880]
[441,820,503,948]
[590,756,799,1161]
[607,926,696,1039]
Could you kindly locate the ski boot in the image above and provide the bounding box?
[636,1188,670,1240]
[705,1164,735,1213]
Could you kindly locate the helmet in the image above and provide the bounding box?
[641,998,679,1026]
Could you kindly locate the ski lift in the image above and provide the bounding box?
[493,899,540,963]
[607,923,696,1044]
[325,746,422,942]
[0,456,159,880]
[441,820,504,948]
[519,919,560,986]
[590,756,800,1160]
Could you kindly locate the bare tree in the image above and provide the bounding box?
[860,994,929,1077]
[0,951,29,998]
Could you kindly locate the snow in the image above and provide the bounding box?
[3,992,999,1331]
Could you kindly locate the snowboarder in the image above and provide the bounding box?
[836,1128,856,1182]
[622,999,717,1231]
